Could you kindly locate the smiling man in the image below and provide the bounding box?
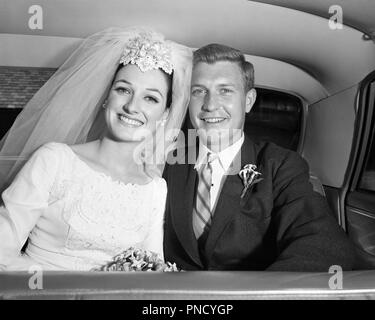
[189,59,255,153]
[163,44,357,271]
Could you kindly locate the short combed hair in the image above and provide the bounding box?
[193,44,254,92]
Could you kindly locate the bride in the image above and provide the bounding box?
[0,28,192,270]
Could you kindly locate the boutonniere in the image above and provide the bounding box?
[239,164,263,198]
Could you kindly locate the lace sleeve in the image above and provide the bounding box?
[142,178,167,261]
[0,143,60,267]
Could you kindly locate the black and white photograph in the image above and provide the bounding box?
[0,0,375,304]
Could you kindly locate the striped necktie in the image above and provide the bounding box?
[193,152,218,240]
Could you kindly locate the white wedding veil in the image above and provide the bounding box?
[0,27,192,192]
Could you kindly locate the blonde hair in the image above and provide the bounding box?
[193,43,254,91]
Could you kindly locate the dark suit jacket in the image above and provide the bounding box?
[163,135,357,271]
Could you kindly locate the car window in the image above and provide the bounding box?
[244,88,303,151]
[358,92,375,192]
[0,67,56,139]
[0,66,56,109]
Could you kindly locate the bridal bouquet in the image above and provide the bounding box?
[93,247,181,272]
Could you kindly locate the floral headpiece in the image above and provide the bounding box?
[119,32,173,74]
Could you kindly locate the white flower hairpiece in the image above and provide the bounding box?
[239,164,263,198]
[119,32,173,74]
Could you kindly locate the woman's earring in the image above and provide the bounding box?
[102,100,107,109]
[160,119,166,127]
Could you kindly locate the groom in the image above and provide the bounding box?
[163,43,357,271]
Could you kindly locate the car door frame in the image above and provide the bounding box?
[340,70,375,268]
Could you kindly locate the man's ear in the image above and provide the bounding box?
[245,88,257,113]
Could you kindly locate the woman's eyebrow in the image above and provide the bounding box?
[191,84,206,88]
[114,79,132,85]
[146,88,164,98]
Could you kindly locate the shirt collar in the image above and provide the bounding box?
[195,134,244,172]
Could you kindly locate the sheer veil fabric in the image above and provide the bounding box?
[0,27,192,192]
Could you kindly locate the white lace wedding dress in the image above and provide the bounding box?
[0,143,167,271]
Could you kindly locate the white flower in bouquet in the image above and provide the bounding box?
[93,247,180,272]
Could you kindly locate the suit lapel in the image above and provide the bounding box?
[169,146,203,268]
[204,135,257,261]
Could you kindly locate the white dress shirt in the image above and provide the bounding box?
[194,135,244,212]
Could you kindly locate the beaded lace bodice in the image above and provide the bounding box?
[0,143,167,270]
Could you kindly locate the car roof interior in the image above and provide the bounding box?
[1,0,375,103]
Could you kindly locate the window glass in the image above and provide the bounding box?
[244,88,303,151]
[359,99,375,192]
[0,67,56,140]
[0,108,22,139]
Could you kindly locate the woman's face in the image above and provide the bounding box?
[105,64,170,142]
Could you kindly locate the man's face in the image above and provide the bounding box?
[189,61,256,151]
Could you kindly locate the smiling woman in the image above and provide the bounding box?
[0,28,192,271]
[104,64,171,143]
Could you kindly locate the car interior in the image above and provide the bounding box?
[0,0,375,299]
